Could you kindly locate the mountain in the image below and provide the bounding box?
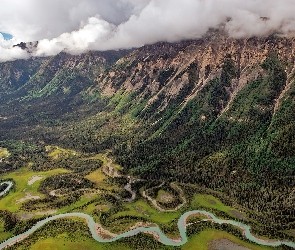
[1,34,295,229]
[0,49,131,138]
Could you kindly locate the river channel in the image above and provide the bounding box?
[0,181,13,197]
[0,182,294,249]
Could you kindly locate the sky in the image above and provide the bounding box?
[1,0,295,62]
[0,32,13,40]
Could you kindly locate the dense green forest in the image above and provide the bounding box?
[1,35,295,248]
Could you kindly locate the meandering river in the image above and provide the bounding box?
[0,181,295,249]
[0,210,295,249]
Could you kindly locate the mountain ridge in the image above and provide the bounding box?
[1,34,295,229]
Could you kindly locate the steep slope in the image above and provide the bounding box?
[0,57,46,95]
[85,35,295,228]
[73,35,293,152]
[1,34,295,229]
[89,35,294,139]
[0,49,131,139]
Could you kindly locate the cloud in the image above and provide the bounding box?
[0,34,29,62]
[1,0,295,61]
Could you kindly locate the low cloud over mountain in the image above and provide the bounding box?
[1,0,295,62]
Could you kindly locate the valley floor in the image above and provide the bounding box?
[0,147,293,249]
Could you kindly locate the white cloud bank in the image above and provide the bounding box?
[1,0,295,61]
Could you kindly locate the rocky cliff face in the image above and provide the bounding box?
[85,35,294,139]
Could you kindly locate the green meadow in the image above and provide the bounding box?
[191,194,248,220]
[46,145,80,159]
[0,167,69,212]
[30,238,109,250]
[85,168,120,191]
[0,148,10,158]
[0,148,285,250]
[0,221,13,242]
[182,230,275,250]
[112,199,180,224]
[17,228,276,250]
[57,194,102,214]
[156,190,176,204]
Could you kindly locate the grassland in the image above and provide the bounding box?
[57,194,103,214]
[182,230,275,250]
[93,152,122,171]
[156,190,175,204]
[112,199,180,224]
[78,202,110,215]
[0,148,282,250]
[0,167,69,212]
[45,145,80,159]
[29,238,107,250]
[12,219,276,250]
[0,148,9,158]
[0,170,283,250]
[0,222,13,242]
[85,168,119,191]
[85,153,122,191]
[9,217,133,250]
[23,231,273,250]
[87,153,108,164]
[191,194,248,220]
[28,236,175,250]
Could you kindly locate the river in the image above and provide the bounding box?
[0,181,294,249]
[0,181,13,198]
[0,210,294,249]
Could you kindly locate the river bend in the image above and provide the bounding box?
[0,181,295,249]
[0,210,294,249]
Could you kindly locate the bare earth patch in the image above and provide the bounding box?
[208,239,250,250]
[17,214,34,220]
[229,210,248,221]
[206,198,216,205]
[94,223,117,239]
[35,210,57,215]
[18,210,57,220]
[28,175,43,185]
[157,190,175,204]
[96,205,111,212]
[16,192,40,204]
[130,222,156,230]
